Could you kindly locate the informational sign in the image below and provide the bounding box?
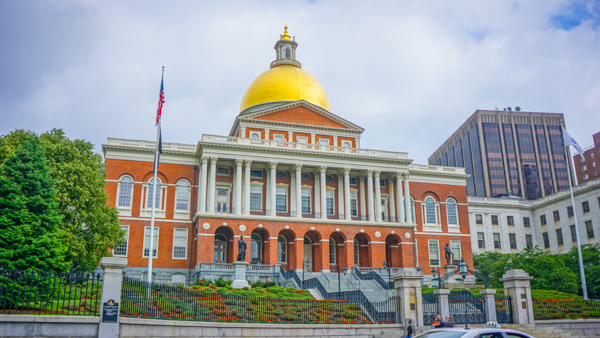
[445,283,486,289]
[102,299,119,323]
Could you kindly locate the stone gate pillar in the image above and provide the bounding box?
[480,289,497,322]
[98,257,127,338]
[500,269,534,324]
[433,289,450,322]
[392,268,423,327]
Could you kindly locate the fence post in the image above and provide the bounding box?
[480,289,497,322]
[433,289,450,322]
[392,268,423,328]
[98,257,127,338]
[499,269,534,324]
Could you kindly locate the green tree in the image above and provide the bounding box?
[563,244,600,298]
[0,135,70,271]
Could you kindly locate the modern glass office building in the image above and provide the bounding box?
[429,110,573,200]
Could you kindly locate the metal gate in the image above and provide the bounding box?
[449,291,486,324]
[495,296,514,324]
[422,293,438,325]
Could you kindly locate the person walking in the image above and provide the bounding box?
[406,318,414,337]
[431,314,445,328]
[444,315,455,328]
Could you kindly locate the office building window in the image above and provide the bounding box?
[250,185,262,211]
[553,210,560,222]
[493,233,501,249]
[250,170,263,178]
[567,206,574,217]
[556,229,564,246]
[276,187,287,212]
[326,190,334,215]
[491,215,499,225]
[540,215,547,225]
[543,232,550,249]
[301,188,311,214]
[172,228,188,259]
[507,216,514,226]
[509,233,517,249]
[524,217,530,227]
[428,240,440,266]
[349,177,357,185]
[450,241,461,265]
[570,224,577,243]
[586,221,594,238]
[350,192,358,216]
[526,235,533,249]
[143,226,159,258]
[216,167,230,176]
[477,232,485,248]
[583,201,590,213]
[476,214,483,224]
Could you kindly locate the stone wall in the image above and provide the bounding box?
[0,315,99,338]
[536,319,600,337]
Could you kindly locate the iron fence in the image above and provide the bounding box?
[352,267,393,290]
[533,299,600,320]
[449,291,486,324]
[0,269,102,316]
[494,296,513,324]
[120,277,369,324]
[422,293,438,325]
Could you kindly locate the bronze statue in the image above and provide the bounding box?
[444,243,453,266]
[237,235,247,261]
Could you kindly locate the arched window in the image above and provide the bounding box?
[285,48,291,58]
[425,197,436,224]
[147,178,162,209]
[214,233,228,263]
[354,239,359,266]
[117,176,133,207]
[329,237,336,265]
[278,235,287,263]
[251,233,262,262]
[250,132,260,139]
[342,141,351,148]
[404,196,415,223]
[175,180,190,211]
[446,198,458,225]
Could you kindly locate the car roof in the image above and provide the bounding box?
[425,328,533,335]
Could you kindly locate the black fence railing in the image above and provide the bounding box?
[533,299,600,320]
[449,291,486,324]
[422,293,438,325]
[0,269,102,316]
[352,267,393,289]
[494,296,513,324]
[120,277,369,324]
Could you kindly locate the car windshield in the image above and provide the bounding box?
[415,331,466,338]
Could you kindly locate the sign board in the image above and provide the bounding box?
[445,283,486,289]
[102,299,119,323]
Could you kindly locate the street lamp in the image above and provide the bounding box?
[458,258,469,328]
[431,267,439,288]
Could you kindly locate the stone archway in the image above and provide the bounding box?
[214,226,234,263]
[385,234,402,268]
[278,229,297,271]
[354,233,371,267]
[250,228,270,264]
[303,230,322,272]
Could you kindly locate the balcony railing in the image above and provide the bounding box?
[201,135,409,160]
[105,138,196,153]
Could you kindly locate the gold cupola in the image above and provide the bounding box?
[239,26,331,114]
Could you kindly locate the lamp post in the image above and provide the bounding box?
[431,267,438,288]
[384,261,391,288]
[458,258,469,328]
[303,258,310,289]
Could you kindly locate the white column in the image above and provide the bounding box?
[206,157,218,213]
[367,170,374,221]
[266,169,271,213]
[234,159,242,215]
[375,171,382,222]
[337,174,344,219]
[389,179,396,222]
[320,166,327,220]
[333,135,338,147]
[344,168,351,221]
[243,160,251,214]
[295,164,302,218]
[404,174,411,223]
[198,157,208,213]
[359,176,366,221]
[269,162,277,216]
[315,171,321,217]
[396,173,405,224]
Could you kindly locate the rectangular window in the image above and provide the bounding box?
[250,169,263,178]
[250,185,262,211]
[556,229,564,246]
[172,228,188,259]
[567,206,574,217]
[329,239,336,265]
[540,214,547,225]
[584,174,589,180]
[493,233,501,249]
[216,167,230,176]
[326,190,334,215]
[143,226,159,258]
[319,138,330,146]
[273,134,284,142]
[114,225,129,256]
[586,221,594,238]
[276,187,287,212]
[509,233,517,249]
[570,224,577,243]
[583,201,590,213]
[524,217,530,227]
[301,188,311,214]
[349,177,357,185]
[553,210,560,222]
[491,215,499,225]
[477,232,485,248]
[583,165,588,171]
[507,216,514,226]
[380,179,385,187]
[526,235,533,249]
[476,214,483,224]
[450,241,461,265]
[350,192,358,216]
[543,232,550,249]
[296,136,308,144]
[428,240,440,266]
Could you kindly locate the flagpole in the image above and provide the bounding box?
[563,125,588,300]
[147,67,164,297]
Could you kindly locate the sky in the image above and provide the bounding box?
[1,0,599,165]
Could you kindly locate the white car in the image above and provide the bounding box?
[414,328,535,338]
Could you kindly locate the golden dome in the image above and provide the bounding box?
[282,25,291,41]
[240,65,331,112]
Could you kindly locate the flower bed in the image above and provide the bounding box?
[533,298,600,320]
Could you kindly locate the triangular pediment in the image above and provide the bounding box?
[241,101,364,131]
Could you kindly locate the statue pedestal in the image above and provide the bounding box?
[231,261,250,289]
[443,265,456,276]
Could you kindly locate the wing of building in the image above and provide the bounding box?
[103,27,472,285]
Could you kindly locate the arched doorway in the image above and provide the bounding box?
[278,229,296,271]
[303,230,322,272]
[354,233,371,267]
[251,228,270,264]
[329,231,347,271]
[214,226,234,263]
[385,234,402,268]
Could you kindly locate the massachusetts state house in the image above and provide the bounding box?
[103,27,472,285]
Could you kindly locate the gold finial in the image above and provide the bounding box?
[282,25,291,40]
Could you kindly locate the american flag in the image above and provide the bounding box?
[156,72,164,126]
